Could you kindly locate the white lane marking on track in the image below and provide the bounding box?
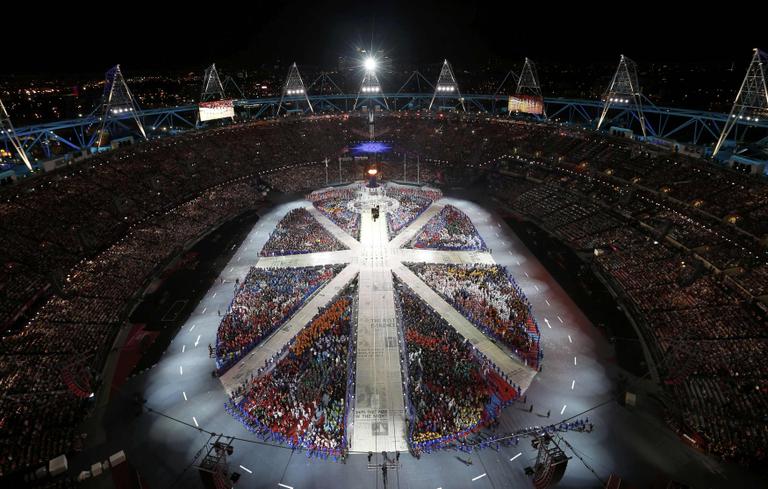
[179,366,183,375]
[190,324,196,332]
[534,285,540,291]
[524,271,529,278]
[568,335,572,343]
[202,307,207,314]
[240,465,253,474]
[195,335,201,347]
[193,416,198,427]
[472,473,487,482]
[558,316,563,323]
[213,292,217,298]
[182,345,186,353]
[571,380,575,390]
[510,452,522,461]
[544,318,551,329]
[183,391,187,401]
[545,299,550,306]
[574,356,577,365]
[277,484,294,489]
[561,405,567,415]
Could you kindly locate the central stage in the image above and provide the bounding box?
[219,183,535,453]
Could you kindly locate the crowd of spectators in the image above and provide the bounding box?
[407,263,542,369]
[4,110,768,472]
[486,160,767,466]
[384,186,442,238]
[408,204,487,251]
[231,287,355,456]
[308,188,361,240]
[0,175,267,477]
[215,265,342,371]
[395,279,518,448]
[260,208,347,256]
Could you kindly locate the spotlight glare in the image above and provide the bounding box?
[364,57,377,72]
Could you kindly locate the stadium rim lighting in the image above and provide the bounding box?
[364,57,377,72]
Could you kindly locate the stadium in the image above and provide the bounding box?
[2,13,768,489]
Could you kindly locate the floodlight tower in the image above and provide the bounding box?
[713,48,768,157]
[200,63,226,102]
[429,60,465,111]
[516,58,546,117]
[596,55,647,137]
[278,62,313,114]
[96,65,147,147]
[354,56,388,111]
[0,97,33,170]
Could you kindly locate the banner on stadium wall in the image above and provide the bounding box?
[508,95,544,115]
[198,100,235,121]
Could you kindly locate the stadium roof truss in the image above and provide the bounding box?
[5,89,768,165]
[278,62,314,115]
[394,71,434,110]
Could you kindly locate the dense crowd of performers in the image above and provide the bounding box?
[308,188,361,241]
[228,285,356,457]
[408,263,542,369]
[395,279,519,449]
[408,204,487,251]
[384,187,443,238]
[215,265,342,371]
[260,208,347,256]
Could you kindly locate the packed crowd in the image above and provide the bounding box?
[215,265,342,372]
[408,263,542,369]
[4,110,768,473]
[232,288,355,455]
[0,176,267,477]
[408,204,487,251]
[308,188,361,240]
[487,163,768,466]
[260,208,347,256]
[395,279,518,448]
[384,186,443,238]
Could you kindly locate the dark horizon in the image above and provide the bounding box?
[2,1,765,75]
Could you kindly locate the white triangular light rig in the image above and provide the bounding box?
[429,60,465,112]
[278,62,313,114]
[0,97,33,171]
[515,57,546,118]
[200,63,227,102]
[97,65,147,147]
[354,60,388,111]
[713,48,768,157]
[596,55,647,137]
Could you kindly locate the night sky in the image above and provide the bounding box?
[2,1,764,74]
